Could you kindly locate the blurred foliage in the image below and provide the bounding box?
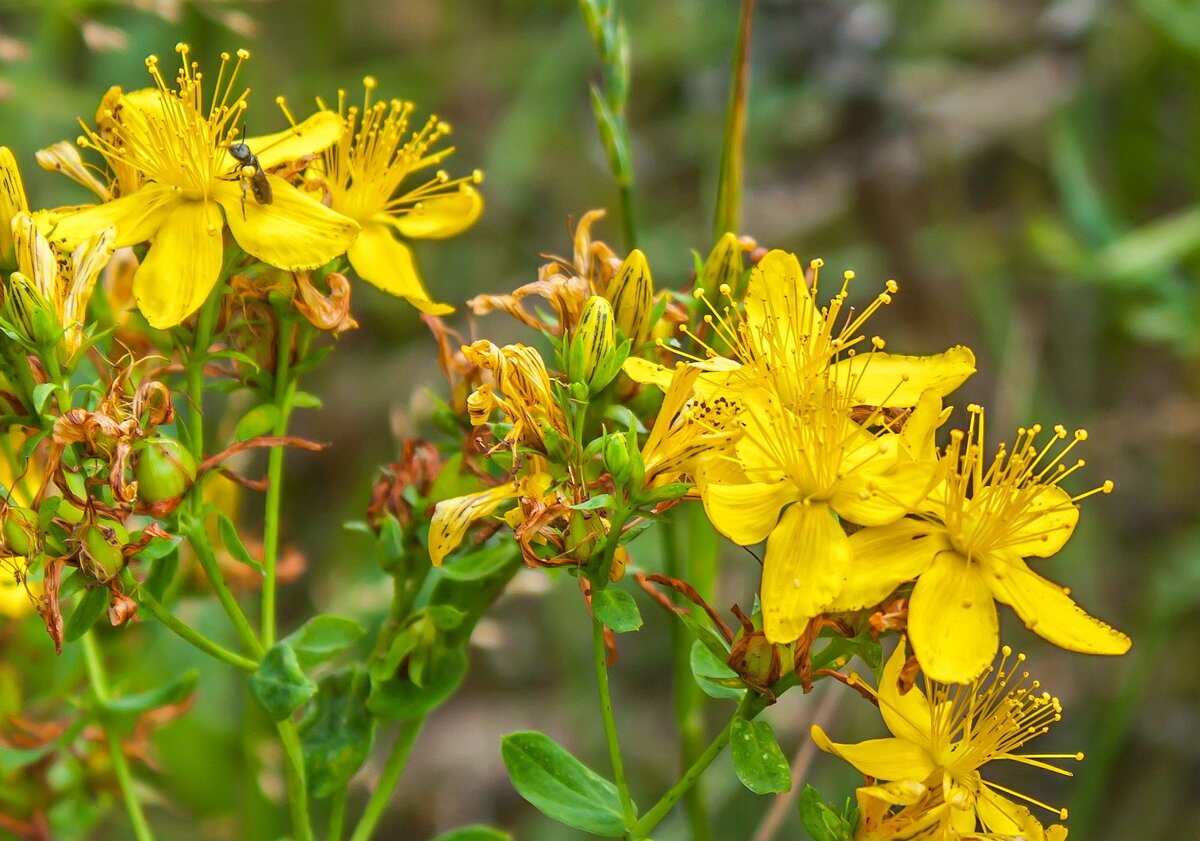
[0,0,1198,839]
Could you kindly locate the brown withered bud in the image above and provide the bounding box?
[107,587,137,627]
[727,630,782,699]
[366,440,444,530]
[869,597,909,637]
[293,271,359,334]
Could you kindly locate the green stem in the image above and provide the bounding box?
[592,612,637,828]
[713,0,756,240]
[81,634,157,841]
[629,693,761,840]
[261,314,296,648]
[120,570,258,671]
[327,788,347,841]
[276,718,314,841]
[183,520,264,659]
[619,180,638,251]
[347,717,427,841]
[660,518,712,841]
[184,290,221,459]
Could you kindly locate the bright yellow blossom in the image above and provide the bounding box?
[310,77,483,314]
[830,405,1131,683]
[1,146,30,262]
[697,387,941,644]
[8,211,115,357]
[814,641,1079,839]
[430,470,550,567]
[47,45,358,328]
[626,250,976,410]
[639,363,742,485]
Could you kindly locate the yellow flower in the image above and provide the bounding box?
[0,564,37,619]
[47,45,359,328]
[429,470,550,566]
[311,77,483,314]
[639,363,742,484]
[697,386,940,644]
[813,641,1079,839]
[830,405,1131,683]
[462,341,565,451]
[627,250,976,410]
[8,211,115,357]
[852,780,952,840]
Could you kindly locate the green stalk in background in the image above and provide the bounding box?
[714,0,756,241]
[579,0,638,249]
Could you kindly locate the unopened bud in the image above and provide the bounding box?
[698,232,745,301]
[567,296,621,393]
[133,438,196,504]
[605,249,654,347]
[603,433,631,484]
[609,546,629,583]
[1,146,29,262]
[4,272,50,347]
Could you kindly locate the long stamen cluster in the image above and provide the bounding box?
[317,77,482,221]
[943,404,1114,558]
[77,44,250,195]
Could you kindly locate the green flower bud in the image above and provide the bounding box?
[133,438,196,504]
[567,296,622,393]
[603,433,631,484]
[605,249,654,347]
[4,272,46,347]
[78,519,129,582]
[698,232,745,302]
[2,506,38,556]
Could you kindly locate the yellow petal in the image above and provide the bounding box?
[697,462,797,546]
[621,357,674,389]
[992,484,1079,558]
[832,458,934,527]
[908,551,998,683]
[877,640,934,748]
[829,345,976,408]
[743,250,821,359]
[832,519,947,611]
[811,725,937,783]
[47,183,178,249]
[242,111,344,170]
[429,483,520,566]
[134,199,224,329]
[976,787,1044,837]
[984,553,1131,655]
[389,185,483,240]
[214,176,359,273]
[761,501,851,643]
[35,141,110,200]
[345,220,453,314]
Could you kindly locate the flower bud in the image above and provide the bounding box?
[603,433,631,484]
[134,438,196,504]
[605,249,654,347]
[2,506,38,556]
[3,272,50,347]
[698,232,745,302]
[567,296,621,393]
[78,519,129,582]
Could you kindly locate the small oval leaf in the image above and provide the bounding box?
[730,716,791,795]
[592,588,642,633]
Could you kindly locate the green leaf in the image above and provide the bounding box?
[677,611,732,662]
[64,587,109,643]
[730,717,791,795]
[216,513,264,574]
[285,615,365,669]
[572,494,615,511]
[367,646,468,720]
[132,533,181,563]
[251,644,317,721]
[798,785,854,841]
[591,588,642,633]
[300,669,376,798]
[426,605,466,632]
[690,640,745,701]
[290,390,323,409]
[32,382,57,414]
[500,731,629,836]
[440,541,520,582]
[235,404,280,442]
[429,829,511,841]
[102,669,198,717]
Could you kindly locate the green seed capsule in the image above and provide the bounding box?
[79,519,128,582]
[134,439,196,504]
[2,506,38,556]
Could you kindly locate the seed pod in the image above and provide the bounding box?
[605,249,654,347]
[79,519,128,582]
[2,506,38,556]
[134,439,196,504]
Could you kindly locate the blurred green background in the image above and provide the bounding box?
[2,0,1198,839]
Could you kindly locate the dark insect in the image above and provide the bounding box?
[227,126,272,218]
